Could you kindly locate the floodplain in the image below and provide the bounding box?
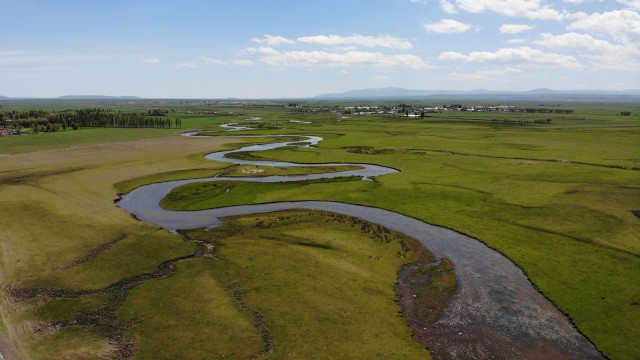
[0,99,638,359]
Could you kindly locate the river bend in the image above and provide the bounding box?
[118,133,603,360]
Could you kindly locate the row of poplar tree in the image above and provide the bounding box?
[0,108,182,132]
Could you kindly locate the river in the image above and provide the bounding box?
[118,131,603,359]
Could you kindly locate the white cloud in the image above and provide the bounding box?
[297,34,413,50]
[440,0,458,13]
[568,10,640,43]
[444,0,576,20]
[251,33,414,50]
[247,46,430,69]
[252,34,295,46]
[508,38,528,44]
[334,46,358,52]
[200,57,253,66]
[144,57,161,63]
[500,24,534,34]
[535,32,640,69]
[409,0,428,3]
[246,46,278,56]
[438,46,582,68]
[617,0,640,10]
[423,19,472,33]
[535,33,624,54]
[201,57,227,65]
[233,59,254,66]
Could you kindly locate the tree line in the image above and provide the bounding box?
[0,108,182,133]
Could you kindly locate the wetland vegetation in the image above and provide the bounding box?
[0,98,638,359]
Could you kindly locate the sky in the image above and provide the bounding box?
[1,0,639,98]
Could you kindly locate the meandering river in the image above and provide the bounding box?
[118,132,603,359]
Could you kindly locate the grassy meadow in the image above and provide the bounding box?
[163,106,640,359]
[0,132,235,358]
[120,210,431,359]
[0,100,639,359]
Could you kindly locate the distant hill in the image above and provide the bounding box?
[55,95,142,100]
[2,90,639,102]
[0,95,142,100]
[315,87,640,102]
[317,87,448,99]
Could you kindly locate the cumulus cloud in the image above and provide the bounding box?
[246,46,430,69]
[440,0,458,13]
[334,46,358,52]
[423,19,472,33]
[535,33,624,54]
[252,34,295,46]
[442,0,577,20]
[535,32,640,69]
[252,33,413,50]
[617,0,640,10]
[500,24,534,34]
[568,10,640,43]
[297,34,413,50]
[243,33,427,70]
[233,59,254,66]
[438,46,582,68]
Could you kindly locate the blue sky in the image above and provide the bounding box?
[1,0,639,98]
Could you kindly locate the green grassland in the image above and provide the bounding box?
[1,101,639,359]
[222,164,363,177]
[159,177,364,211]
[114,164,362,195]
[120,210,431,359]
[160,107,640,359]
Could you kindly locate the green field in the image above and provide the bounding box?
[119,210,432,359]
[1,100,639,359]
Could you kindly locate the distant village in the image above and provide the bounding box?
[201,101,576,116]
[288,103,576,116]
[2,100,605,136]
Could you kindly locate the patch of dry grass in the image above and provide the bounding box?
[0,135,237,358]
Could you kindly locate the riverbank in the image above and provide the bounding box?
[119,133,604,359]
